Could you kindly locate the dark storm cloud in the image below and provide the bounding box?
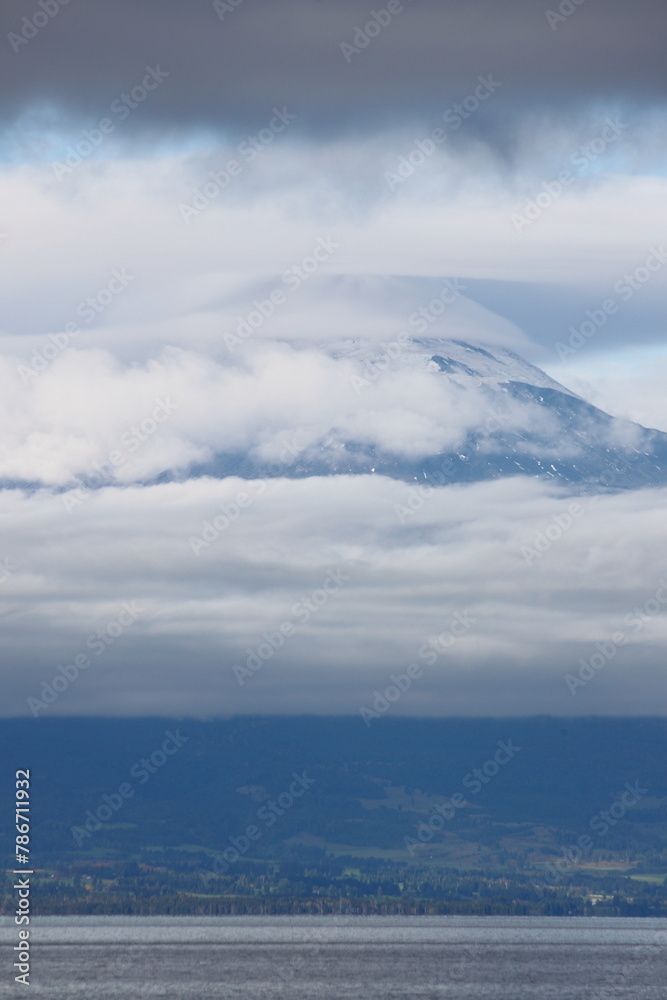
[1,0,666,134]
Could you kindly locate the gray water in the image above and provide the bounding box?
[1,916,666,998]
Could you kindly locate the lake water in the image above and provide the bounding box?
[1,915,666,998]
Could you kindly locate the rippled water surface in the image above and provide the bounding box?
[1,915,666,998]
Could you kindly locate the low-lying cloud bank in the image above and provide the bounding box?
[2,475,666,717]
[0,338,575,486]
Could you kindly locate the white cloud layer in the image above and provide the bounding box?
[0,341,567,486]
[2,130,667,342]
[2,116,666,718]
[2,476,667,717]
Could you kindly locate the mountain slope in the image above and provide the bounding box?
[198,338,667,492]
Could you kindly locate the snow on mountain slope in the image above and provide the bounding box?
[197,338,667,493]
[335,336,581,398]
[6,318,662,493]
